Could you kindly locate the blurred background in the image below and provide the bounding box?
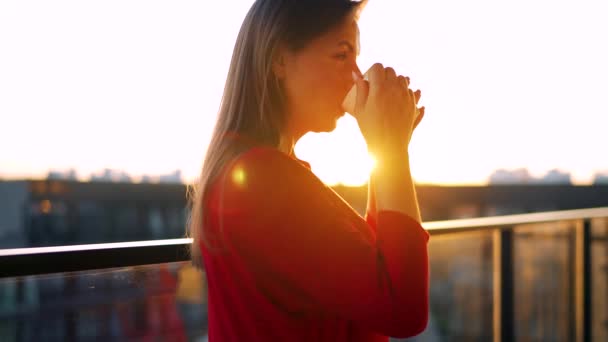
[1,0,607,341]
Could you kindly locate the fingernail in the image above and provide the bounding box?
[352,71,360,81]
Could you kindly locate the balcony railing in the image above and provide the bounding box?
[1,207,607,341]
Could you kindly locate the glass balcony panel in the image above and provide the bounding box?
[513,220,577,342]
[0,262,208,341]
[409,231,494,341]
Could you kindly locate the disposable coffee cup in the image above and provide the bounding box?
[342,68,420,120]
[342,70,369,116]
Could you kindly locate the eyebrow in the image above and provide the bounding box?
[338,40,359,56]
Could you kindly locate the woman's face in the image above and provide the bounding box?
[277,14,361,136]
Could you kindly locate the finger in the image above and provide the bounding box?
[407,88,414,102]
[367,63,385,91]
[419,106,425,120]
[385,67,397,81]
[397,76,408,89]
[404,77,413,100]
[414,89,421,104]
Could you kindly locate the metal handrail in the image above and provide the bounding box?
[1,207,606,278]
[424,206,608,234]
[0,238,192,257]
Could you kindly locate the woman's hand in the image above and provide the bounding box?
[349,63,424,155]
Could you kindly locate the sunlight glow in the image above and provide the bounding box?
[231,167,246,187]
[295,116,376,187]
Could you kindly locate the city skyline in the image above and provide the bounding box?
[3,165,608,186]
[1,0,607,185]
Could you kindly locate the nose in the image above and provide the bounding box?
[347,63,363,87]
[352,64,363,79]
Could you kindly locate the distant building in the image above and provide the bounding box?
[2,179,608,248]
[0,179,188,248]
[47,169,78,181]
[140,170,183,184]
[489,168,533,184]
[141,175,155,183]
[90,168,132,183]
[537,169,572,185]
[594,172,608,185]
[159,170,183,184]
[489,168,572,185]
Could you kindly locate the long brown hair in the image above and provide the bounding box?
[187,0,367,267]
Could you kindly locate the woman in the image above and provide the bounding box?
[187,0,429,340]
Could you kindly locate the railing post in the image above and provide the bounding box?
[493,227,514,342]
[574,218,592,342]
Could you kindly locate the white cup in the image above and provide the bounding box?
[342,68,419,121]
[341,69,369,115]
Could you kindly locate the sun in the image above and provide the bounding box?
[294,115,376,187]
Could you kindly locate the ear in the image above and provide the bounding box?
[272,46,288,80]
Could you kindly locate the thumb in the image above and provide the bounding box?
[353,72,369,115]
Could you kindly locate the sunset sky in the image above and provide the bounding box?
[1,0,606,186]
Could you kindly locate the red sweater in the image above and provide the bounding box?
[199,146,430,341]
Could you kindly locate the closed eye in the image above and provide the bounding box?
[334,52,348,61]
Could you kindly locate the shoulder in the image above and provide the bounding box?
[227,146,312,184]
[233,146,296,170]
[212,146,319,206]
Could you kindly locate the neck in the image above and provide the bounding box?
[278,134,296,156]
[279,124,306,157]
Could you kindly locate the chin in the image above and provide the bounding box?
[306,110,343,133]
[313,116,340,133]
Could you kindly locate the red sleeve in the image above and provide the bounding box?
[365,175,378,231]
[210,147,430,338]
